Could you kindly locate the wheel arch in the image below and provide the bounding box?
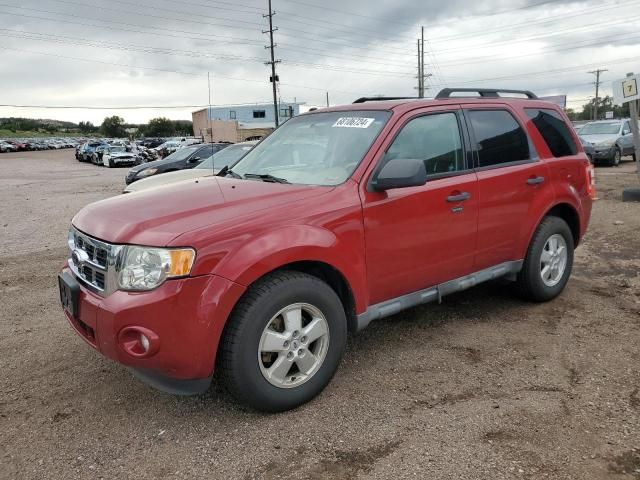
[541,202,581,247]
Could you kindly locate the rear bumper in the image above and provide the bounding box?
[60,266,245,384]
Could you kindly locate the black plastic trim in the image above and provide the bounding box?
[129,368,213,396]
[356,260,523,331]
[353,96,419,104]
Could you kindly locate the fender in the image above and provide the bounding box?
[209,224,369,314]
[522,197,582,258]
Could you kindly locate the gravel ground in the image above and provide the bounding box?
[1,150,639,480]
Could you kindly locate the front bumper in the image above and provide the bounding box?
[592,146,615,160]
[60,266,245,386]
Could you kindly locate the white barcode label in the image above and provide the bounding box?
[332,117,375,128]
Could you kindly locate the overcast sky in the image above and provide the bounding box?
[0,0,638,124]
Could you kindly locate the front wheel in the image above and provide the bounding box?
[219,271,347,412]
[611,147,621,166]
[515,216,574,302]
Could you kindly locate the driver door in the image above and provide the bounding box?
[361,107,479,305]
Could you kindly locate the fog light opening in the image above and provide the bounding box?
[139,333,150,353]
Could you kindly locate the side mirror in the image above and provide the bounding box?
[188,156,201,163]
[372,158,427,191]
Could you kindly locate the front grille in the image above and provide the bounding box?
[69,228,114,295]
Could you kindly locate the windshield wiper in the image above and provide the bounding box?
[216,165,242,179]
[243,173,290,184]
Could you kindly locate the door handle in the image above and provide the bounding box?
[447,192,471,203]
[527,176,545,185]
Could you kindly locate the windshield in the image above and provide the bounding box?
[231,110,391,186]
[164,146,197,161]
[197,144,254,170]
[109,146,126,153]
[580,122,621,135]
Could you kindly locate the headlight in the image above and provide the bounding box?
[117,246,195,291]
[596,139,616,147]
[137,167,158,178]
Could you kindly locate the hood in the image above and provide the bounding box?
[579,133,618,145]
[73,177,331,246]
[124,169,213,193]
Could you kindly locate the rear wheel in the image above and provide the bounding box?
[515,216,574,302]
[219,271,347,412]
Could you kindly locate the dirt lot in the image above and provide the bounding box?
[1,149,639,480]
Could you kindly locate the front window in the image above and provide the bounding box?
[580,122,622,135]
[231,110,391,186]
[197,144,254,170]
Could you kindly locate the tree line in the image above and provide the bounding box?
[565,96,632,121]
[0,116,193,138]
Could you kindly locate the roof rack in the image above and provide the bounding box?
[435,88,538,99]
[353,96,419,104]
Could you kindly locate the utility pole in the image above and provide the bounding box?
[416,39,423,98]
[263,0,280,127]
[589,69,608,120]
[421,26,426,96]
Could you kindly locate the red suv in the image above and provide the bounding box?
[59,88,594,412]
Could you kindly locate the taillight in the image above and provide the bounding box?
[586,162,596,199]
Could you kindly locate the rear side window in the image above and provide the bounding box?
[525,108,577,157]
[468,110,530,167]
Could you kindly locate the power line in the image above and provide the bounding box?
[434,32,640,68]
[431,0,640,42]
[0,45,367,96]
[434,14,640,54]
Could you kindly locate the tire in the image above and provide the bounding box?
[219,270,347,412]
[515,216,574,302]
[610,147,621,167]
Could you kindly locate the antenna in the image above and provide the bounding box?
[208,71,214,176]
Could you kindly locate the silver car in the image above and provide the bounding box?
[579,119,636,166]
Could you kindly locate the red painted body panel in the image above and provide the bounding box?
[62,266,245,379]
[63,97,593,383]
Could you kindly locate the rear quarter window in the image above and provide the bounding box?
[525,108,577,158]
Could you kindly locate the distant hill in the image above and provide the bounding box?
[0,117,78,133]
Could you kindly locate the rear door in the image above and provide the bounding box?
[361,106,479,305]
[465,106,553,271]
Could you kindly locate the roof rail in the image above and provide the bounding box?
[353,96,419,104]
[435,88,538,99]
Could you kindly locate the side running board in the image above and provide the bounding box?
[355,260,523,331]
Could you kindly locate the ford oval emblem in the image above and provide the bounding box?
[72,248,90,266]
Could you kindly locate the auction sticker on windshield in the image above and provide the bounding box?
[333,117,375,128]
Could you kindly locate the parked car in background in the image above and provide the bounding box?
[60,89,594,412]
[580,137,595,163]
[0,141,17,152]
[79,142,107,162]
[101,145,140,168]
[578,119,636,166]
[153,140,182,158]
[124,143,229,184]
[123,141,257,193]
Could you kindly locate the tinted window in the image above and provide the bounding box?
[525,108,577,157]
[383,113,465,175]
[468,110,530,167]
